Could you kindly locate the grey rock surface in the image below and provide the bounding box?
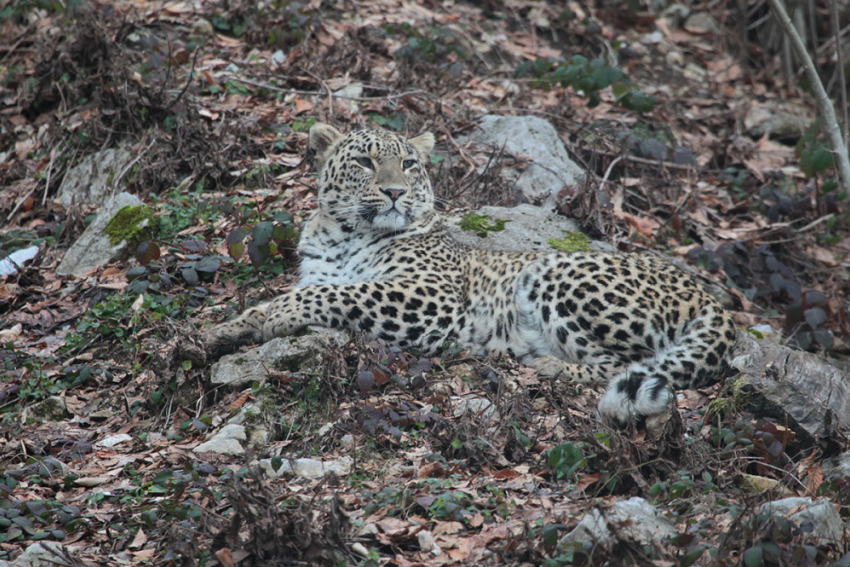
[259,455,353,479]
[729,332,850,451]
[459,115,584,206]
[193,424,247,456]
[558,497,676,549]
[821,451,850,480]
[445,204,614,253]
[744,101,814,140]
[210,327,348,388]
[683,12,720,34]
[760,497,843,545]
[58,146,135,208]
[11,542,70,567]
[56,191,144,277]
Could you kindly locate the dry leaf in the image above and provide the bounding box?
[129,528,147,549]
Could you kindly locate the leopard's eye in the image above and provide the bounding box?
[402,159,417,169]
[355,157,374,169]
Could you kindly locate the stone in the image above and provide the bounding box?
[451,395,496,423]
[210,327,349,388]
[193,424,247,456]
[258,456,353,479]
[446,204,614,254]
[58,145,135,209]
[56,192,146,277]
[821,451,850,483]
[728,332,850,452]
[661,4,691,26]
[418,530,442,555]
[760,497,843,545]
[96,434,133,448]
[0,245,39,277]
[11,542,70,567]
[25,396,70,421]
[744,101,814,140]
[684,12,720,34]
[458,115,584,206]
[558,497,676,550]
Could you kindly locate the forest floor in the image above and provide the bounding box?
[1,0,849,565]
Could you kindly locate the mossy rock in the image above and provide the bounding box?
[104,205,156,250]
[458,213,510,238]
[549,230,592,253]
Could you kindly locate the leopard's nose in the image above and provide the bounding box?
[381,187,406,202]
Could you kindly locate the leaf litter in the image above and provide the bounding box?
[1,0,849,565]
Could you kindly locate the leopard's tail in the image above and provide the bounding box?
[597,300,735,428]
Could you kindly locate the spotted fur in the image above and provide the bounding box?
[205,124,736,428]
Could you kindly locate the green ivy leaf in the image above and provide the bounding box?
[743,545,763,567]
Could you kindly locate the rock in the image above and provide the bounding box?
[821,451,850,480]
[189,18,215,38]
[96,433,133,448]
[56,192,147,277]
[744,101,814,140]
[0,245,39,277]
[684,12,720,34]
[259,456,353,479]
[58,145,135,208]
[661,4,691,26]
[340,434,355,448]
[418,530,442,555]
[25,396,70,421]
[193,424,247,456]
[210,327,349,388]
[458,115,584,206]
[727,332,850,452]
[760,497,843,545]
[558,497,676,550]
[446,204,614,254]
[11,541,70,567]
[334,83,363,99]
[451,395,496,423]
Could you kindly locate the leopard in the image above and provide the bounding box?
[204,123,737,429]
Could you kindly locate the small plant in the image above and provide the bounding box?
[516,55,654,111]
[547,442,592,481]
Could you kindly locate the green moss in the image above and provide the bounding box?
[707,374,749,418]
[458,213,510,238]
[548,230,592,253]
[104,205,156,249]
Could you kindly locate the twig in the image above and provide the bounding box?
[829,0,848,144]
[220,75,426,101]
[594,150,696,171]
[112,139,155,194]
[6,186,36,222]
[600,156,622,187]
[41,147,57,207]
[173,47,201,107]
[766,0,850,194]
[304,70,333,117]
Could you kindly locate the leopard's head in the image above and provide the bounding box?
[308,124,436,233]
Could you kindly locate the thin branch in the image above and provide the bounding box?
[829,0,848,144]
[765,0,850,195]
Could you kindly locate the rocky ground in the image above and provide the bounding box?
[1,0,850,565]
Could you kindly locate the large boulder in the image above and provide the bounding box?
[727,332,850,451]
[58,144,136,208]
[56,192,151,277]
[458,115,584,206]
[445,204,613,254]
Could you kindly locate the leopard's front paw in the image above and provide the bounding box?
[597,372,672,435]
[529,355,568,378]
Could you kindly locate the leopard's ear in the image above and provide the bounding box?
[409,132,435,164]
[309,123,344,170]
